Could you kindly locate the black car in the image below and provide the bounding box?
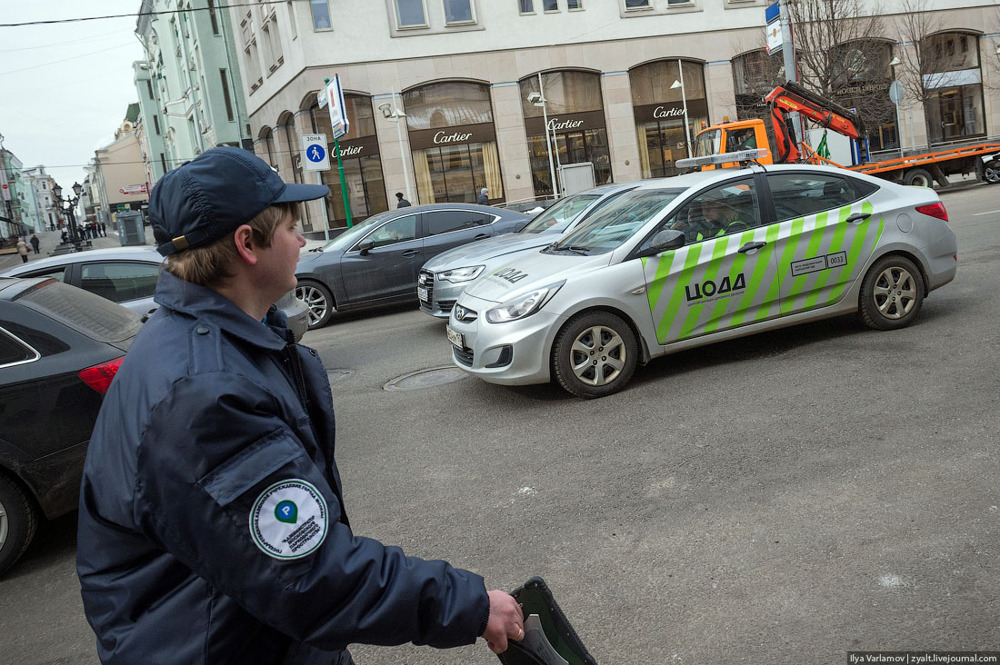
[0,278,141,576]
[295,204,530,329]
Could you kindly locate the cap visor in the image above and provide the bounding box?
[274,182,330,203]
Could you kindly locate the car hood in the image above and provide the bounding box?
[463,251,610,303]
[423,232,555,272]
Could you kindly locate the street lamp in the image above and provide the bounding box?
[671,61,692,159]
[888,56,905,159]
[379,92,414,206]
[53,182,84,252]
[528,78,560,199]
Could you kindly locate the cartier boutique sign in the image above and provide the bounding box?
[409,122,497,150]
[633,98,709,124]
[332,134,379,159]
[524,110,606,136]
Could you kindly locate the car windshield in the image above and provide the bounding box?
[547,189,683,255]
[695,129,721,158]
[318,210,398,253]
[518,193,602,235]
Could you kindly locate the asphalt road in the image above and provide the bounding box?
[2,185,998,664]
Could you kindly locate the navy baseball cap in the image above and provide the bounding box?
[150,146,329,256]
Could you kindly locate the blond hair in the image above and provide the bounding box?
[165,203,297,286]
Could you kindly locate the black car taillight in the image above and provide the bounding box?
[915,202,948,222]
[78,357,124,395]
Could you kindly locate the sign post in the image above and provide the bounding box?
[302,133,332,241]
[325,76,353,228]
[889,81,905,159]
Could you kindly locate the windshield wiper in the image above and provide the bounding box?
[549,245,590,255]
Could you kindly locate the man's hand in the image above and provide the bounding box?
[482,589,525,654]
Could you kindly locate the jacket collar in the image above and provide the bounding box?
[153,270,290,350]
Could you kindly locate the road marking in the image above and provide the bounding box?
[973,210,1000,216]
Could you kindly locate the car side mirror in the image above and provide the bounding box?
[358,239,374,255]
[637,229,685,257]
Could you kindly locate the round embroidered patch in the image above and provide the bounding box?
[250,479,328,560]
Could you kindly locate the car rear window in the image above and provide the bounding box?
[13,280,142,346]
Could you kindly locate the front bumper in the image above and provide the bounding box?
[417,270,465,318]
[447,293,563,386]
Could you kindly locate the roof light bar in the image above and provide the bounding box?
[676,149,770,169]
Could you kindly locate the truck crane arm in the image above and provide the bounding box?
[764,81,866,163]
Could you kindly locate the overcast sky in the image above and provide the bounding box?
[0,1,146,190]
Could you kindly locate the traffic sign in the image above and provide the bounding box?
[325,76,349,140]
[302,134,330,171]
[889,80,904,104]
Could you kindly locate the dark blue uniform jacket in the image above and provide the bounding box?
[77,271,488,665]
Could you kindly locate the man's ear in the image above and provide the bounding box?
[232,225,259,265]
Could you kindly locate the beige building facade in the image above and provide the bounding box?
[227,0,1000,233]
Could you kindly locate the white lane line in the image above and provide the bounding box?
[973,210,1000,216]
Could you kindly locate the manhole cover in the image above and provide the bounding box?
[326,369,355,385]
[384,365,467,391]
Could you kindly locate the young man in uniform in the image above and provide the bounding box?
[76,147,523,665]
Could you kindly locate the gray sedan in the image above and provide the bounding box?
[1,247,310,341]
[295,203,529,329]
[418,183,639,318]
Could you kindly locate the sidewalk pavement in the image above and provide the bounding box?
[0,229,138,273]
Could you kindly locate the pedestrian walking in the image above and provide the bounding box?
[76,146,524,665]
[395,191,411,208]
[29,234,40,254]
[478,187,489,205]
[16,237,29,263]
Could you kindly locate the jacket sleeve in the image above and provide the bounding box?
[134,371,489,651]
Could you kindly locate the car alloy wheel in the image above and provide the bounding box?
[984,162,1000,184]
[295,280,335,330]
[553,311,638,398]
[858,255,924,331]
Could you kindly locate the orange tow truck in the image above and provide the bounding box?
[694,80,1000,188]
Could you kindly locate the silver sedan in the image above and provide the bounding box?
[418,183,638,318]
[446,161,958,398]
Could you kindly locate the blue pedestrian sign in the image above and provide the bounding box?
[301,133,330,171]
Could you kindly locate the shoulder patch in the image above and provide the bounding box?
[250,479,328,560]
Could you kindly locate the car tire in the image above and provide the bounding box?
[858,255,924,331]
[552,311,638,399]
[984,161,1000,184]
[295,280,335,330]
[903,168,934,188]
[0,473,38,577]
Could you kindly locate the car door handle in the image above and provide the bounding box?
[738,241,767,253]
[402,249,420,257]
[473,233,489,240]
[845,213,871,224]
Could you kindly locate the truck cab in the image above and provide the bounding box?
[695,119,774,169]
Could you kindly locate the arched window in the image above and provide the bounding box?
[830,40,897,152]
[403,81,503,204]
[630,60,708,178]
[308,94,388,227]
[519,70,611,196]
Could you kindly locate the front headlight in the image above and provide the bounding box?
[485,281,564,323]
[439,265,485,284]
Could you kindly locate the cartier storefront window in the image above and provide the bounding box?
[520,71,612,197]
[403,81,503,204]
[310,94,388,228]
[630,60,708,178]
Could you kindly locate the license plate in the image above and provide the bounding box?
[417,286,429,303]
[446,325,464,349]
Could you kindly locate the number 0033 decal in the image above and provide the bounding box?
[250,479,328,560]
